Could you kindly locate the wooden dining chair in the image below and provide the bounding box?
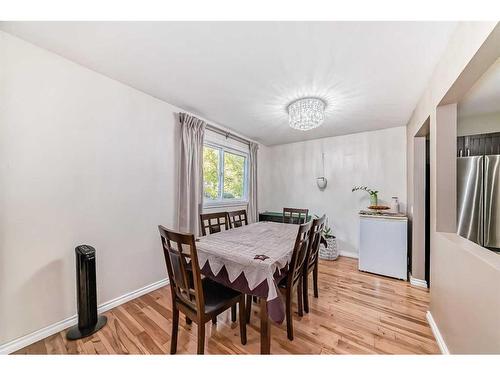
[158,225,246,354]
[302,215,326,314]
[227,209,248,228]
[199,211,237,323]
[278,220,312,340]
[226,209,256,321]
[200,212,230,236]
[283,207,309,224]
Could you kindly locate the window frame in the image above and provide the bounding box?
[203,141,249,208]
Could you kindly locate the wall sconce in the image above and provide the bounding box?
[316,152,328,191]
[316,177,328,190]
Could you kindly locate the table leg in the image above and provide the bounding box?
[260,297,270,354]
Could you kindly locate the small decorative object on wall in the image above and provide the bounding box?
[352,185,379,206]
[316,152,328,190]
[316,177,327,190]
[316,215,339,260]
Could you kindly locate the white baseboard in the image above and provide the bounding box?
[339,250,359,259]
[426,311,450,354]
[0,278,169,355]
[410,274,428,288]
[97,278,168,313]
[0,315,79,356]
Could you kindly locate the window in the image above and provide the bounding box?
[203,143,248,206]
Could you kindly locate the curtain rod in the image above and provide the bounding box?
[205,124,251,146]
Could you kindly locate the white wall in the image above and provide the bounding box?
[257,143,271,212]
[0,31,262,348]
[259,127,407,256]
[458,111,500,136]
[0,31,180,346]
[406,22,500,353]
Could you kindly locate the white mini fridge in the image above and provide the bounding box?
[358,214,408,280]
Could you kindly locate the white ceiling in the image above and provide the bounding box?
[459,57,500,118]
[0,21,458,146]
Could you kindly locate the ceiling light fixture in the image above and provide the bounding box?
[288,97,326,131]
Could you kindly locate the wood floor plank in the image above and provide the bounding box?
[62,333,81,355]
[44,332,66,354]
[90,333,109,354]
[13,257,439,355]
[98,317,129,355]
[113,306,145,336]
[24,338,48,354]
[123,302,170,345]
[136,331,164,354]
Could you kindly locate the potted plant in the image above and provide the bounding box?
[352,186,379,206]
[315,215,338,260]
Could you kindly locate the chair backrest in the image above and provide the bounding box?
[227,209,248,229]
[158,225,204,313]
[199,212,230,236]
[306,215,326,272]
[287,221,313,288]
[283,207,309,224]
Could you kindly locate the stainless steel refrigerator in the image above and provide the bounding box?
[457,155,500,250]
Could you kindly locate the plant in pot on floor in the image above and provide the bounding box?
[315,215,338,260]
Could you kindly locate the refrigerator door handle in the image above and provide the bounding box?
[484,155,500,249]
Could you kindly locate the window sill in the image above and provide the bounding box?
[203,201,248,209]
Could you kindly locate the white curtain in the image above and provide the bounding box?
[178,113,206,235]
[247,142,259,223]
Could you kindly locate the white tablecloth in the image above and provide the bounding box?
[196,221,298,303]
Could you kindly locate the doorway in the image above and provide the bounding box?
[425,138,430,287]
[412,118,430,288]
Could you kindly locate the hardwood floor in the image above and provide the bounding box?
[14,257,439,354]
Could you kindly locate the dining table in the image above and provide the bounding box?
[195,220,299,354]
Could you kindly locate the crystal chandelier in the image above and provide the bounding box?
[288,97,326,131]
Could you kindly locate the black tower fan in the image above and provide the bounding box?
[66,245,107,340]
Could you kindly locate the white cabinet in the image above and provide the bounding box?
[359,214,408,280]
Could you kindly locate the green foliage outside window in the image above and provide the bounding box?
[203,147,219,200]
[223,152,245,199]
[203,145,246,201]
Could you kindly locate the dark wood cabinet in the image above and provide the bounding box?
[457,131,500,157]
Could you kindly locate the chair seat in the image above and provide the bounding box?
[277,273,289,289]
[202,277,241,314]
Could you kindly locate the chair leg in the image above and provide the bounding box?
[303,272,309,314]
[286,291,293,340]
[245,294,252,324]
[297,279,304,317]
[238,296,247,345]
[197,322,205,354]
[212,317,217,324]
[313,262,319,298]
[231,305,237,322]
[170,306,179,354]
